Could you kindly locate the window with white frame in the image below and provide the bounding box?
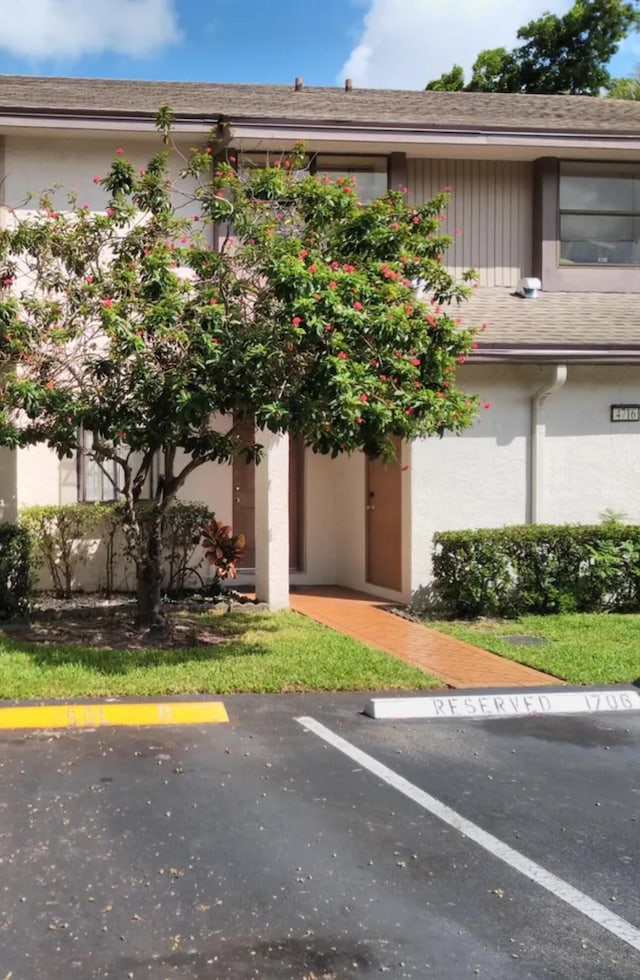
[559,162,640,266]
[77,430,154,502]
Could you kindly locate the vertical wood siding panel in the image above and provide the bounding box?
[410,158,533,287]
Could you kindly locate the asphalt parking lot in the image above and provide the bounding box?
[0,692,639,979]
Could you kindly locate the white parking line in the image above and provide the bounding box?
[296,715,640,956]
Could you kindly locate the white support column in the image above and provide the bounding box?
[254,429,290,609]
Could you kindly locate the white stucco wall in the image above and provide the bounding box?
[290,448,338,586]
[543,366,640,524]
[410,363,640,596]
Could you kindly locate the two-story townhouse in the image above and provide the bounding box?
[0,76,639,605]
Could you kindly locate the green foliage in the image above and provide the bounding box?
[599,507,629,526]
[0,523,33,619]
[20,503,108,599]
[425,65,465,91]
[0,611,438,699]
[432,524,640,618]
[429,613,640,686]
[160,501,215,595]
[427,1,640,94]
[20,501,215,598]
[608,66,640,97]
[0,111,480,623]
[201,518,246,586]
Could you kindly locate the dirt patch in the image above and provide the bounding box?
[1,607,233,651]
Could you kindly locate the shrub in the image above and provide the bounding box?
[161,501,216,595]
[0,523,34,618]
[432,524,640,618]
[20,503,107,598]
[20,500,217,598]
[201,519,246,591]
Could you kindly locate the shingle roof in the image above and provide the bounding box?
[2,75,640,134]
[461,288,640,350]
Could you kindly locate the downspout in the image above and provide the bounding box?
[530,364,567,524]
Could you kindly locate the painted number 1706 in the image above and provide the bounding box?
[583,692,637,712]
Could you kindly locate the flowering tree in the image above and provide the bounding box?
[0,110,480,627]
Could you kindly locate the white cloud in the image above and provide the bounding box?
[0,0,182,60]
[339,0,573,90]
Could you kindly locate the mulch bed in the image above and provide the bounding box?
[1,609,230,650]
[1,594,268,650]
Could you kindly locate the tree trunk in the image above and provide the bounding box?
[135,507,166,629]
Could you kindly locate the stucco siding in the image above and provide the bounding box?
[408,159,533,288]
[410,364,640,595]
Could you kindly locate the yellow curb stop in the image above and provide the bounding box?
[0,701,229,730]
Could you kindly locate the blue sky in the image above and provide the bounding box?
[0,1,636,89]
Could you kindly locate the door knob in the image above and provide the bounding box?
[234,497,240,503]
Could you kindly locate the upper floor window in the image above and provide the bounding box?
[559,162,640,267]
[313,155,388,203]
[238,152,389,203]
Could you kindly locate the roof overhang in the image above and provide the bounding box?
[1,107,640,160]
[229,119,640,160]
[0,109,214,137]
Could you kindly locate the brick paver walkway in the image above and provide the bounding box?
[290,587,559,689]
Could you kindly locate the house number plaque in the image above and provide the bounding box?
[611,404,640,422]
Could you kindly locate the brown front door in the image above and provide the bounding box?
[365,440,402,591]
[232,426,304,570]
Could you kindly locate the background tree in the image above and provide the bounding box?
[608,63,640,95]
[0,113,480,628]
[426,0,640,94]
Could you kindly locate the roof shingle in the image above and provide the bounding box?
[462,288,640,350]
[2,75,640,134]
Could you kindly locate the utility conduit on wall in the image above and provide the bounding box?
[530,364,568,524]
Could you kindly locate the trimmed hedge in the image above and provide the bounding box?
[0,523,33,619]
[432,524,640,618]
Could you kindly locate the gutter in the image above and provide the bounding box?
[530,365,568,524]
[471,348,640,364]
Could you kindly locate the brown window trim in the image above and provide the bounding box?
[533,157,640,292]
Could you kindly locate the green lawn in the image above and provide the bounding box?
[429,613,640,686]
[0,611,437,700]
